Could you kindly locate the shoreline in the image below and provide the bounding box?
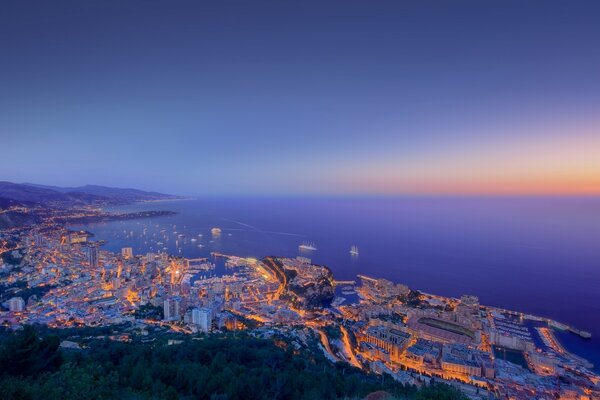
[546,327,595,370]
[74,200,600,375]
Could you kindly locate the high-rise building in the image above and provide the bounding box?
[121,247,133,259]
[192,307,212,333]
[164,298,180,321]
[87,245,98,269]
[34,233,44,247]
[8,297,25,312]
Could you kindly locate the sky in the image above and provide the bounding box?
[1,0,599,196]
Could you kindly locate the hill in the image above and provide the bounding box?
[0,182,180,207]
[0,327,467,400]
[24,183,179,202]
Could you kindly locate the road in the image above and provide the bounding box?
[340,325,362,368]
[318,329,341,362]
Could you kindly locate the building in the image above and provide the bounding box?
[121,247,133,259]
[164,298,180,321]
[192,307,212,333]
[440,355,481,377]
[90,296,117,307]
[489,329,535,351]
[460,295,479,308]
[358,326,411,363]
[69,231,88,244]
[405,339,442,367]
[8,297,25,312]
[33,233,44,247]
[87,245,98,269]
[440,344,482,377]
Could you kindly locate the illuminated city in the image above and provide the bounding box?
[1,198,599,399]
[2,0,600,399]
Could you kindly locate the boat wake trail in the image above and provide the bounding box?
[223,219,305,237]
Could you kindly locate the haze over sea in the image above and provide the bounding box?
[72,196,600,370]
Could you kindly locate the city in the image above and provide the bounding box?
[2,0,600,398]
[1,202,598,399]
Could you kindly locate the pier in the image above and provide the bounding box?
[547,319,592,339]
[357,274,378,283]
[334,280,356,286]
[568,327,592,339]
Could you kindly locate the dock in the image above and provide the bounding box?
[568,327,592,339]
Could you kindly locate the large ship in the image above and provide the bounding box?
[350,245,359,255]
[299,241,317,251]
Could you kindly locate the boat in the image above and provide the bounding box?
[299,241,317,251]
[331,297,346,307]
[191,238,197,242]
[211,227,222,236]
[350,245,359,256]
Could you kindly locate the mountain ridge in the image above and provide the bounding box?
[0,181,180,207]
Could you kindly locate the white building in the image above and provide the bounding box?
[87,245,98,269]
[8,297,25,312]
[164,298,180,321]
[121,247,133,259]
[192,308,212,333]
[112,277,121,290]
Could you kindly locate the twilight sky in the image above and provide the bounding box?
[1,0,599,196]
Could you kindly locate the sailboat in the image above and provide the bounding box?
[350,245,359,255]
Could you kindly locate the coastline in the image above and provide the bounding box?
[546,327,595,369]
[138,196,194,204]
[68,197,600,375]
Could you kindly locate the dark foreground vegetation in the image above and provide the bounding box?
[0,326,466,400]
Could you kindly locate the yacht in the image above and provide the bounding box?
[299,241,317,251]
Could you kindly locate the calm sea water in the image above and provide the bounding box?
[71,197,600,370]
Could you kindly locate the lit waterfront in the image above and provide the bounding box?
[71,197,600,372]
[1,194,599,399]
[1,201,598,398]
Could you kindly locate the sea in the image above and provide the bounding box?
[70,196,600,371]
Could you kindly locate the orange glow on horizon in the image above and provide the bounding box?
[323,121,600,196]
[348,177,600,196]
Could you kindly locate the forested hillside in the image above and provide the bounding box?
[0,326,466,400]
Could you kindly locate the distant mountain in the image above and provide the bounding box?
[0,205,42,229]
[0,196,35,209]
[0,181,180,207]
[0,182,106,205]
[24,183,180,203]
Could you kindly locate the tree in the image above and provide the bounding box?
[0,326,61,377]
